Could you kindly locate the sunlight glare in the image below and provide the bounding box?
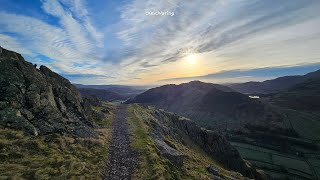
[186,54,196,64]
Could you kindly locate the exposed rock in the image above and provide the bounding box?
[0,108,37,135]
[155,139,184,167]
[55,97,67,114]
[207,165,219,176]
[0,47,95,137]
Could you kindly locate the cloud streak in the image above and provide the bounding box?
[0,0,104,71]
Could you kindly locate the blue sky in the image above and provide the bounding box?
[0,0,320,85]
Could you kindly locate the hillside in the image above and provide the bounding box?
[127,81,284,132]
[126,104,265,179]
[268,78,320,112]
[228,69,320,94]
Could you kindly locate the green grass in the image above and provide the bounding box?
[285,109,320,141]
[272,155,312,174]
[232,141,318,179]
[236,147,272,164]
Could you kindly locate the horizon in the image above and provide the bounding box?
[1,0,320,85]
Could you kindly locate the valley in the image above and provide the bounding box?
[127,72,320,179]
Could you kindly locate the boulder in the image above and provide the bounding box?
[207,165,219,176]
[155,139,184,167]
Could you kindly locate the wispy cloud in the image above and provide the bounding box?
[0,0,104,73]
[0,0,320,85]
[110,0,320,81]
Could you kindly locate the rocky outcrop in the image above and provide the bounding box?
[154,139,184,167]
[0,47,95,137]
[151,109,264,179]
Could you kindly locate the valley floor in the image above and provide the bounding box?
[229,108,320,180]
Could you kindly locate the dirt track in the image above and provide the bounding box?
[103,105,137,180]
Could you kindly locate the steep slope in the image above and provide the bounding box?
[228,69,320,94]
[78,88,127,101]
[0,47,94,137]
[127,81,283,132]
[127,104,266,179]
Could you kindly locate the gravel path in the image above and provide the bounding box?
[103,104,138,180]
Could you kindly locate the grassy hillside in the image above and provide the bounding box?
[0,102,115,179]
[126,104,263,180]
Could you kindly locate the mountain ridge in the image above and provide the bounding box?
[127,80,284,132]
[227,69,320,94]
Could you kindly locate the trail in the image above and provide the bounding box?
[104,105,138,180]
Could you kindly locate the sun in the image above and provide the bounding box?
[186,54,196,64]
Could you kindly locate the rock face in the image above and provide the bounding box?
[0,47,95,137]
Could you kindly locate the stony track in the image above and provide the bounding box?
[103,105,137,180]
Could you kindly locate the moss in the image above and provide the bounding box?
[90,102,116,127]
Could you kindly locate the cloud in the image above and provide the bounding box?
[159,63,320,84]
[0,0,104,69]
[1,0,320,85]
[112,0,320,80]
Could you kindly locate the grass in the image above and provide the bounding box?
[0,102,115,179]
[285,109,320,141]
[272,155,312,174]
[232,141,318,179]
[0,129,110,179]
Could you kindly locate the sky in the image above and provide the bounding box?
[0,0,320,85]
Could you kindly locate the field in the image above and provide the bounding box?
[231,142,319,179]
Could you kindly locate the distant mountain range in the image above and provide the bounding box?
[127,81,283,132]
[78,88,128,101]
[74,84,147,101]
[227,69,320,94]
